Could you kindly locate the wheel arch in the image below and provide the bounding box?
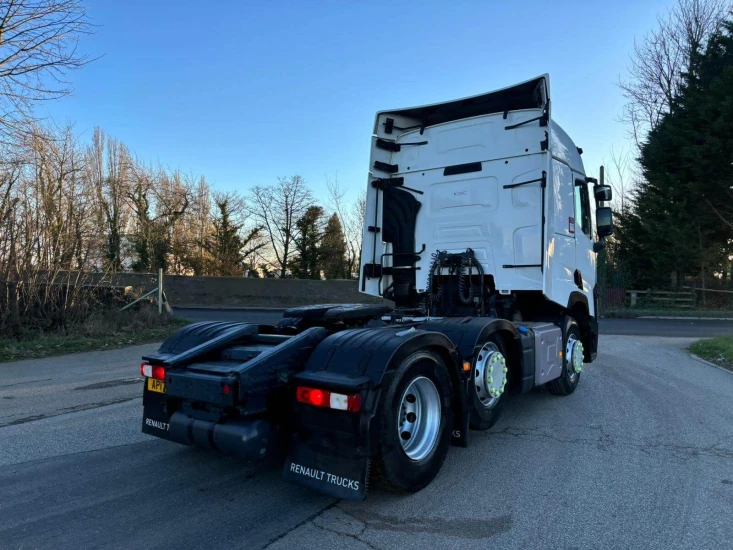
[566,292,596,361]
[297,327,465,446]
[493,328,525,393]
[370,331,466,450]
[418,317,530,394]
[567,291,589,315]
[286,327,462,501]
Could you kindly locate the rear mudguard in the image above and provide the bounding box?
[283,326,462,501]
[418,317,534,394]
[143,321,259,366]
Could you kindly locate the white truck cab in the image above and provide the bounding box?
[360,75,613,359]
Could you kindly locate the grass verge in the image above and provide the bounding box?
[603,308,733,319]
[690,336,733,372]
[0,306,187,363]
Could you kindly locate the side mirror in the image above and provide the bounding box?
[593,241,606,253]
[596,207,614,238]
[594,185,612,202]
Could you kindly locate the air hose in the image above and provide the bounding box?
[425,251,442,303]
[458,257,474,304]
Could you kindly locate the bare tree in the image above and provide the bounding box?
[88,127,130,270]
[0,120,108,333]
[155,169,190,239]
[0,0,94,141]
[126,164,190,273]
[326,173,365,278]
[349,191,366,273]
[29,122,89,269]
[0,154,22,265]
[0,158,22,333]
[183,175,212,274]
[618,0,729,148]
[603,146,634,215]
[249,175,313,278]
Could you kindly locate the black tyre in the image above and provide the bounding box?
[469,334,509,431]
[547,318,583,396]
[371,350,454,493]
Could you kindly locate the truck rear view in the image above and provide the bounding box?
[140,75,613,500]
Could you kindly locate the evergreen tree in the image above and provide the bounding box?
[617,20,733,288]
[321,213,347,279]
[291,205,324,279]
[211,199,244,276]
[129,200,171,274]
[150,222,172,273]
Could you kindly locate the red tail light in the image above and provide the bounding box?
[141,363,165,380]
[297,387,327,407]
[296,386,361,412]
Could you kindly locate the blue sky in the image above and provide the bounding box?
[44,0,671,202]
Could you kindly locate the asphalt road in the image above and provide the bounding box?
[173,307,733,337]
[2,335,733,549]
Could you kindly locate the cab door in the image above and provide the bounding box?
[573,174,596,315]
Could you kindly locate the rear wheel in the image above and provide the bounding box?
[469,334,509,430]
[371,350,454,493]
[547,319,583,396]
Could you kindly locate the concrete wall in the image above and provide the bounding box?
[106,273,390,308]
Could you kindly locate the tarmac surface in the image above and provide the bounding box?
[2,330,732,549]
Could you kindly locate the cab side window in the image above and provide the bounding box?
[574,180,592,238]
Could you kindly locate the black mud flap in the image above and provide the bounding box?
[588,316,599,362]
[141,388,180,443]
[283,442,369,501]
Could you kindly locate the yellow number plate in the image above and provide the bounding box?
[147,378,165,393]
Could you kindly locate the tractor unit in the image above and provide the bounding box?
[140,75,613,500]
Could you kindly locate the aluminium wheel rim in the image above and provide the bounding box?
[397,376,441,462]
[474,342,508,409]
[567,334,584,381]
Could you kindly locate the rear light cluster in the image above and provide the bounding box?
[140,363,165,380]
[296,386,361,412]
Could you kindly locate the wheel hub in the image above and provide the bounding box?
[567,336,584,376]
[474,343,508,409]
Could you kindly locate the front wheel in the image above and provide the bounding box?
[547,319,583,396]
[371,350,454,493]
